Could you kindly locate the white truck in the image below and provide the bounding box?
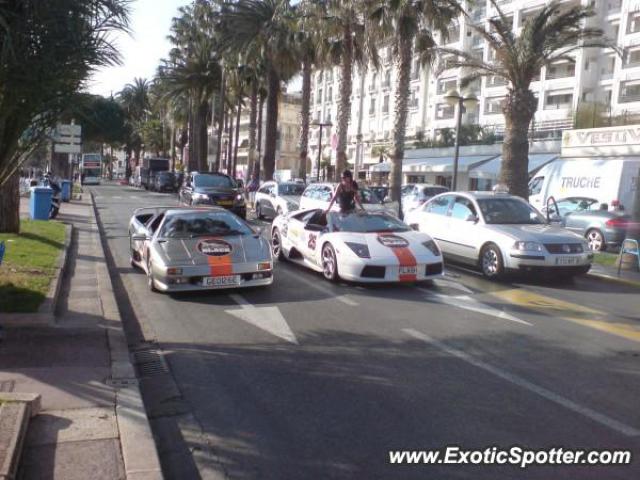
[528,157,640,213]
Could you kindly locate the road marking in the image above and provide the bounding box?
[113,196,122,199]
[490,289,640,343]
[129,195,140,200]
[416,288,532,326]
[280,265,359,306]
[227,294,298,344]
[404,328,640,437]
[433,278,474,294]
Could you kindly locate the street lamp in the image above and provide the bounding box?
[312,120,332,182]
[444,90,479,191]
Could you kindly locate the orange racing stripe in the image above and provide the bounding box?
[377,234,417,282]
[207,254,233,276]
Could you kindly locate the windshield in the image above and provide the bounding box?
[279,183,305,196]
[328,212,411,233]
[194,174,236,188]
[477,198,546,225]
[556,198,597,215]
[422,187,448,197]
[160,211,253,238]
[83,168,101,177]
[359,188,382,204]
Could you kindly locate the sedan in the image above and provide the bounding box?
[545,197,630,251]
[405,191,593,279]
[255,180,306,220]
[129,207,273,292]
[271,209,443,283]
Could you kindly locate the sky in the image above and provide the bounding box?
[87,0,189,97]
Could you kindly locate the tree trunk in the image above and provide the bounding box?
[197,101,208,171]
[263,68,280,181]
[227,107,234,176]
[256,93,265,179]
[247,83,258,180]
[355,66,366,176]
[390,34,413,218]
[215,71,226,172]
[188,96,195,172]
[233,98,242,179]
[0,172,20,233]
[170,123,176,171]
[298,57,312,181]
[501,88,537,199]
[336,23,354,181]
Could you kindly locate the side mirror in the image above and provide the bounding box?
[465,214,478,223]
[132,234,148,242]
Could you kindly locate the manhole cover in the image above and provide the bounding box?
[132,347,169,377]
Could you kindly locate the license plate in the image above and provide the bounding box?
[399,266,418,275]
[555,256,579,266]
[216,200,233,206]
[202,275,240,287]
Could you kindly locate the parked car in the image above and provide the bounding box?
[544,196,630,251]
[153,171,176,193]
[369,186,389,202]
[178,172,246,219]
[255,181,306,220]
[271,209,443,283]
[299,182,399,216]
[129,206,272,292]
[402,184,449,215]
[405,191,593,279]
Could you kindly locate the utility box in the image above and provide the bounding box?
[29,187,53,220]
[61,180,72,202]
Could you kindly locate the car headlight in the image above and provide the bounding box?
[422,239,441,256]
[345,242,370,258]
[192,192,208,202]
[513,241,543,252]
[234,194,245,205]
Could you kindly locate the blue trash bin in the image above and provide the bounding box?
[29,187,53,220]
[61,180,71,202]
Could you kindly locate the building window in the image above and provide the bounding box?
[369,97,377,115]
[411,60,420,80]
[409,89,419,109]
[437,77,457,95]
[487,75,508,87]
[609,21,620,41]
[327,86,333,102]
[382,69,391,88]
[544,91,573,110]
[383,95,390,114]
[619,80,640,103]
[623,48,640,68]
[370,73,378,92]
[545,61,576,80]
[484,96,505,115]
[435,103,455,119]
[627,12,640,34]
[316,88,323,104]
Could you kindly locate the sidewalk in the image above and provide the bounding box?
[3,196,161,479]
[588,262,640,287]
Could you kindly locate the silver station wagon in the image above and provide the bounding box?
[405,191,593,279]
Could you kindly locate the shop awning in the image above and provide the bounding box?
[370,154,497,173]
[469,153,558,179]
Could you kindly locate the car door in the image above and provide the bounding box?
[415,194,455,251]
[446,196,481,260]
[284,210,314,253]
[264,184,277,218]
[299,211,326,264]
[138,213,164,265]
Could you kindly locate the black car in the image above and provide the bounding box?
[154,171,176,192]
[178,172,246,219]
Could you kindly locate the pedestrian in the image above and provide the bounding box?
[325,169,365,215]
[246,172,260,207]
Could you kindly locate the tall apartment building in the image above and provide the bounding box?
[209,92,302,179]
[309,0,640,175]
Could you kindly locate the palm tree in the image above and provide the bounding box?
[118,77,151,168]
[368,0,462,212]
[320,0,378,180]
[442,1,611,198]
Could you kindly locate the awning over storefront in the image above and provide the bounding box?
[469,153,558,179]
[370,155,497,173]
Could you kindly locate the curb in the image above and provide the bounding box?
[0,223,72,328]
[0,394,41,480]
[586,271,640,288]
[89,192,164,480]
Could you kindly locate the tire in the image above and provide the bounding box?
[480,243,504,279]
[147,258,158,292]
[321,243,339,282]
[256,202,264,220]
[271,228,285,261]
[586,229,605,252]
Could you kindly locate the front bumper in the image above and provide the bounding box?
[337,255,444,283]
[507,251,593,272]
[151,262,272,292]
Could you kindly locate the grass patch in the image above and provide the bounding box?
[0,220,65,313]
[593,251,619,267]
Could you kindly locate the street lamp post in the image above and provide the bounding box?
[444,90,479,191]
[312,120,332,182]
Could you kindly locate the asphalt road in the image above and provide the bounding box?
[91,183,640,480]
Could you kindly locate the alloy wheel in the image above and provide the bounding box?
[587,230,604,251]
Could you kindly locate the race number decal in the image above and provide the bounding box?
[308,233,317,250]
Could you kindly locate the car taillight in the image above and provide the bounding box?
[605,218,628,228]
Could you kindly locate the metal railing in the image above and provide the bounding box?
[545,68,575,80]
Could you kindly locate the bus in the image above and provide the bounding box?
[81,153,102,185]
